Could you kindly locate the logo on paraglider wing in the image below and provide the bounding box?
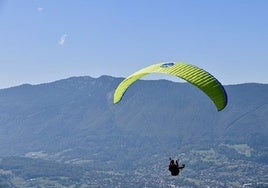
[160,62,175,68]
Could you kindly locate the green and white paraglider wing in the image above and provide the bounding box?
[113,62,227,111]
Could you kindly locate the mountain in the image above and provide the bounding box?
[0,76,267,187]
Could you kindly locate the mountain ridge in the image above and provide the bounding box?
[0,76,267,163]
[0,75,268,186]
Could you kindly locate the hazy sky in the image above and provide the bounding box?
[1,0,267,88]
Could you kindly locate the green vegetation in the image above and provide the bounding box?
[0,77,267,187]
[0,147,268,188]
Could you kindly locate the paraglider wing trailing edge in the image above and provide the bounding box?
[113,62,228,111]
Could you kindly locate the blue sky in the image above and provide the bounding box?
[1,0,268,88]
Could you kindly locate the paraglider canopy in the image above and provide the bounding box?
[113,62,227,111]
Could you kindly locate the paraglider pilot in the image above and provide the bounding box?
[168,158,185,176]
